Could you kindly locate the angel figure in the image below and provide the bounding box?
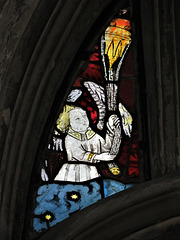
[51,80,133,186]
[40,80,133,184]
[34,83,133,233]
[54,106,120,182]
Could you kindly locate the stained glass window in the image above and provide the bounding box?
[29,7,143,236]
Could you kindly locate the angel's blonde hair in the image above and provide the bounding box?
[56,105,75,133]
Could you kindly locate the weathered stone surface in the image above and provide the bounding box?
[0,0,180,239]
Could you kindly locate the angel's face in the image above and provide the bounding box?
[69,108,89,133]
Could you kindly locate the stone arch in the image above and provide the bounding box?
[0,0,180,239]
[0,0,129,239]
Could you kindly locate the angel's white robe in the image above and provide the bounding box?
[55,127,113,182]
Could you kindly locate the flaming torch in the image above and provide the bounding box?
[101,18,131,111]
[101,18,132,173]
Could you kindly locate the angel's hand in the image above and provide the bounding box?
[107,114,121,135]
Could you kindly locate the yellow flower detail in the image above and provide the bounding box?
[110,167,121,175]
[45,214,52,221]
[71,194,79,200]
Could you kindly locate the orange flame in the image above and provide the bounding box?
[105,18,131,69]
